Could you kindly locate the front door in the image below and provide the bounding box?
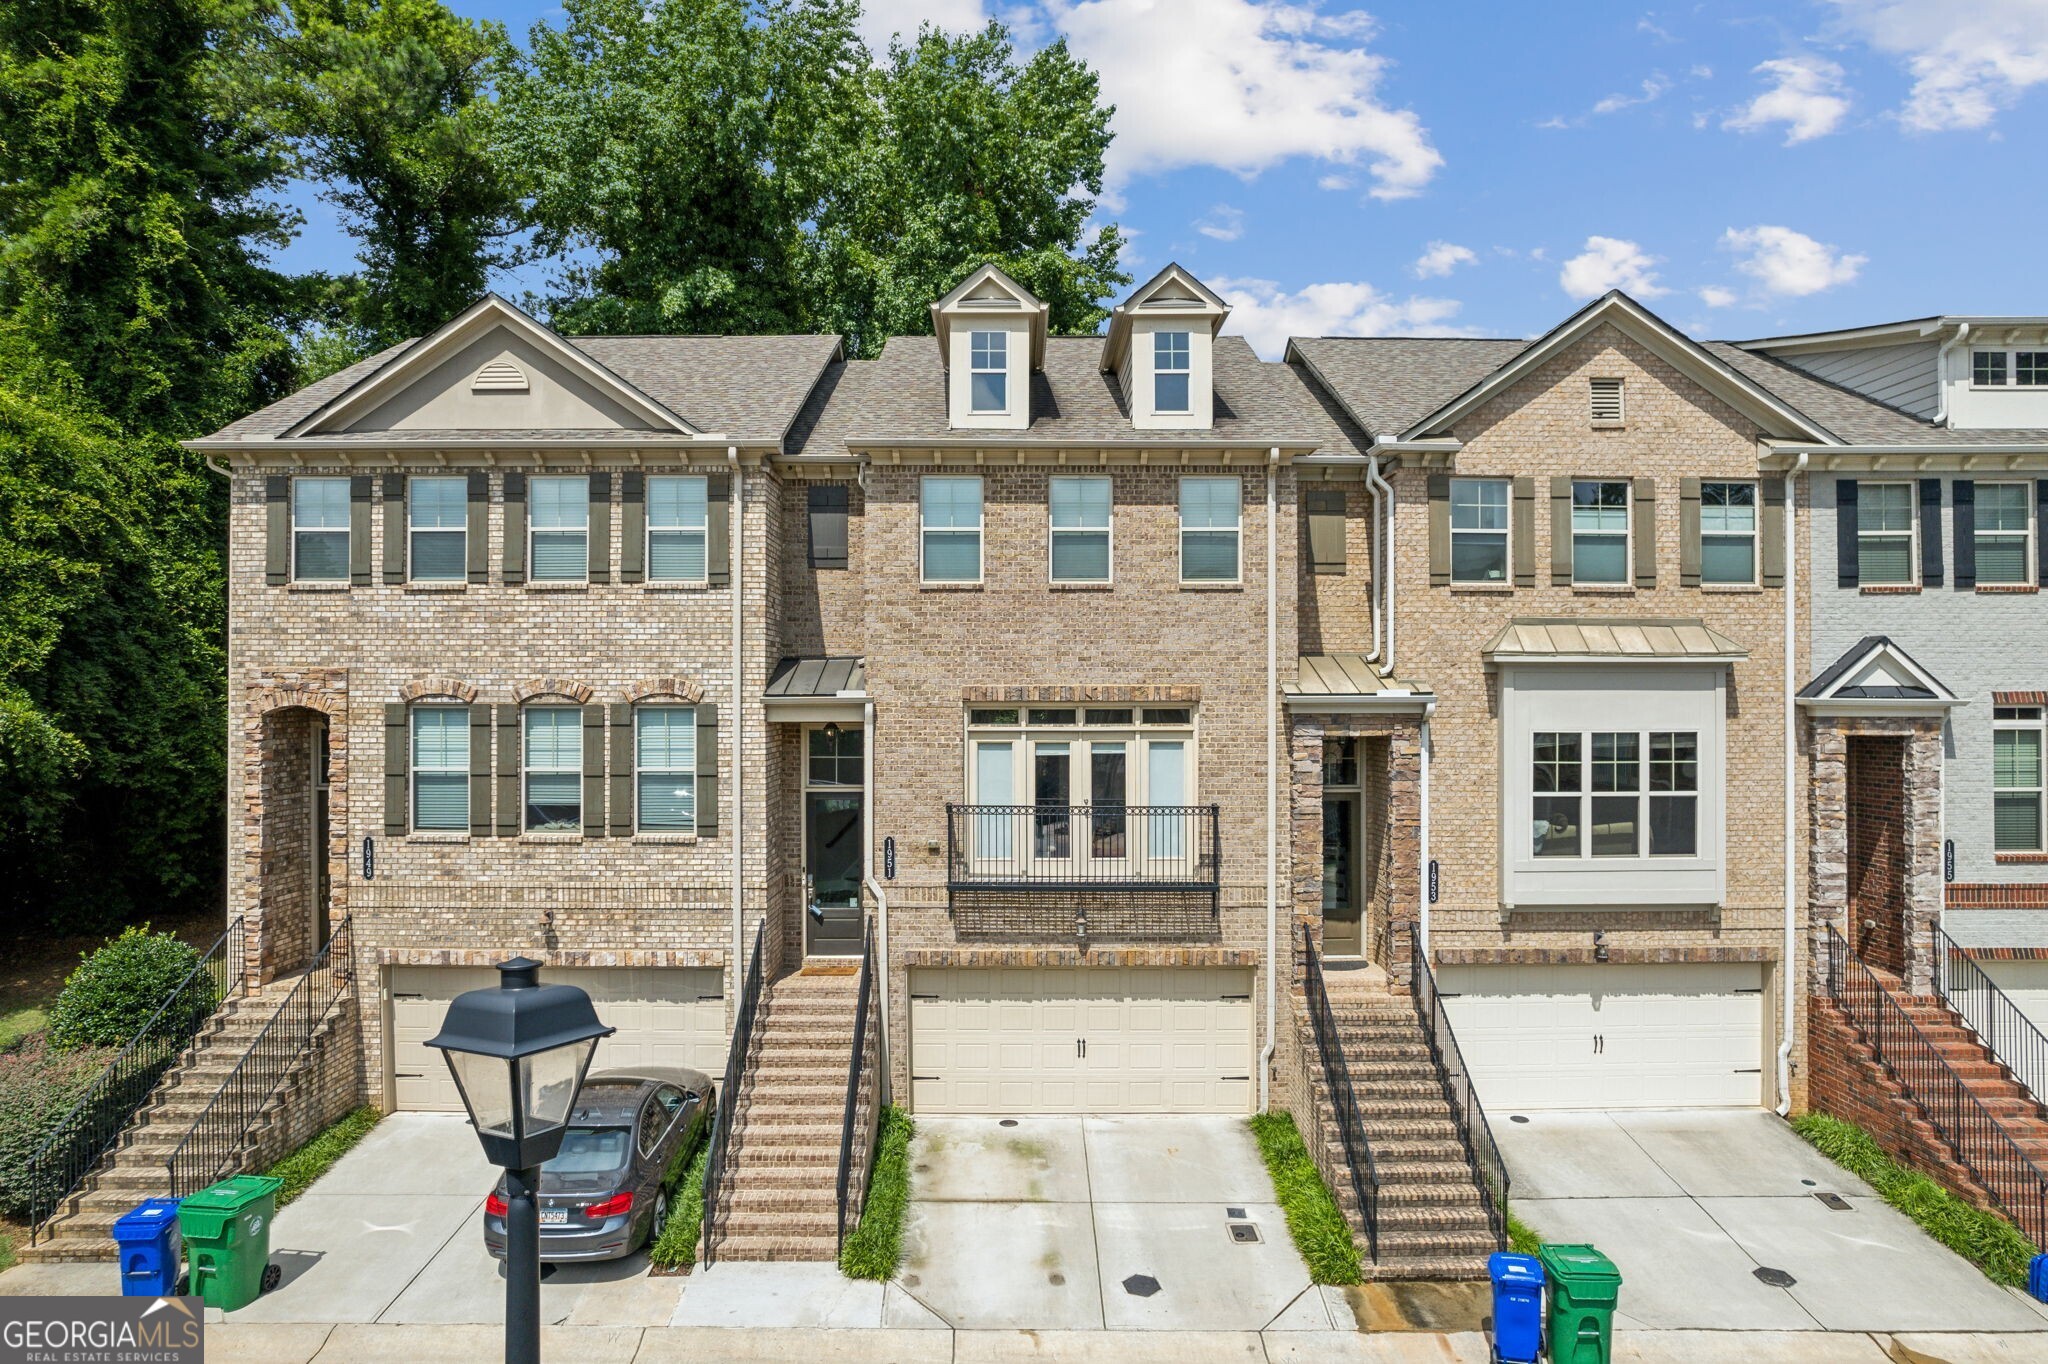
[805,792,864,956]
[1322,796,1361,956]
[312,718,332,955]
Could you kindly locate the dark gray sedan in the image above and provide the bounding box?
[482,1067,713,1263]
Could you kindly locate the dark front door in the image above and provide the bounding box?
[806,791,864,956]
[1322,796,1361,956]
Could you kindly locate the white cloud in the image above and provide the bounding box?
[1698,285,1740,308]
[1195,204,1245,241]
[1412,241,1477,279]
[1212,276,1464,358]
[1317,173,1353,191]
[1558,237,1668,299]
[1048,0,1442,198]
[1721,225,1867,297]
[1592,75,1672,116]
[1722,56,1852,143]
[856,0,990,52]
[1830,0,2048,131]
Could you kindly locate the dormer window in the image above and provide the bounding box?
[1154,332,1191,412]
[1974,349,2048,387]
[970,331,1008,412]
[1099,264,1229,432]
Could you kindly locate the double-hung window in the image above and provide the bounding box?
[921,475,983,583]
[408,475,466,582]
[969,331,1007,412]
[1532,729,1697,859]
[1857,482,1914,585]
[1995,706,2046,852]
[529,475,588,582]
[1180,476,1241,582]
[1571,480,1629,584]
[635,705,696,833]
[1049,475,1111,583]
[292,477,351,582]
[523,706,581,831]
[648,474,708,582]
[1449,478,1509,583]
[410,706,468,831]
[1700,481,1757,585]
[1154,331,1191,412]
[1976,483,2033,586]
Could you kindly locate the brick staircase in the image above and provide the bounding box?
[704,970,859,1263]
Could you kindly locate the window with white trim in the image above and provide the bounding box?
[408,475,466,582]
[1700,481,1757,585]
[965,707,1195,866]
[1154,331,1191,412]
[1449,478,1509,584]
[529,475,587,582]
[1976,482,2034,586]
[969,331,1007,412]
[292,477,350,581]
[1995,705,2045,853]
[647,474,708,582]
[410,706,468,831]
[1857,482,1914,585]
[1571,480,1629,584]
[921,475,983,583]
[1974,349,2048,387]
[1532,728,1697,860]
[1049,475,1111,583]
[1179,475,1241,582]
[635,705,696,833]
[523,705,581,831]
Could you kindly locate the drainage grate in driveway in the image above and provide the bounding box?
[1814,1192,1853,1211]
[1753,1267,1798,1288]
[1227,1222,1262,1244]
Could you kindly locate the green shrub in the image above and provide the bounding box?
[1249,1110,1362,1285]
[1508,1211,1542,1257]
[647,1141,709,1271]
[1792,1112,2037,1287]
[840,1107,914,1280]
[267,1108,380,1208]
[0,1033,116,1221]
[48,926,208,1050]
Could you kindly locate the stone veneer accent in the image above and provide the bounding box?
[1807,715,1943,995]
[1289,714,1421,986]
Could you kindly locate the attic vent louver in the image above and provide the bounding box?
[473,359,529,392]
[1590,377,1624,424]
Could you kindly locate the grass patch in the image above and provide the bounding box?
[647,1140,709,1272]
[1792,1112,2037,1288]
[1507,1210,1542,1257]
[0,1008,47,1053]
[0,1225,17,1273]
[1249,1110,1362,1285]
[840,1107,913,1280]
[266,1108,379,1209]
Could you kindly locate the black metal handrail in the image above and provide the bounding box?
[165,917,354,1197]
[28,918,246,1242]
[702,920,765,1267]
[1301,923,1379,1259]
[836,916,881,1250]
[1409,922,1509,1251]
[1935,924,2048,1105]
[1824,924,2048,1249]
[945,804,1221,892]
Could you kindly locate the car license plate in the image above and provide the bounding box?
[539,1208,567,1226]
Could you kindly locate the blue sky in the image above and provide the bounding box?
[272,0,2048,355]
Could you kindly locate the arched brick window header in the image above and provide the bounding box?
[512,677,595,705]
[397,677,480,705]
[246,671,348,720]
[624,676,707,704]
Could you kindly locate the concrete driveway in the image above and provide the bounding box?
[1502,1109,2048,1333]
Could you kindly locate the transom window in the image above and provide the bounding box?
[292,477,351,582]
[1154,331,1191,412]
[1974,349,2048,387]
[921,475,983,583]
[635,705,696,833]
[1995,705,2046,853]
[1049,475,1111,583]
[1532,729,1697,859]
[410,706,468,831]
[1701,482,1757,585]
[1571,480,1629,584]
[969,331,1007,412]
[529,475,588,582]
[523,705,582,832]
[1449,478,1509,583]
[1179,476,1241,583]
[807,725,863,787]
[408,475,466,582]
[1857,482,1914,585]
[1976,482,2033,586]
[648,474,708,582]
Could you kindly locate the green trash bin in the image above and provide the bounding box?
[177,1175,284,1312]
[1538,1243,1621,1364]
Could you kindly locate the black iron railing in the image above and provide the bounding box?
[28,918,247,1242]
[702,920,765,1267]
[836,916,882,1250]
[166,917,353,1197]
[945,804,1220,894]
[1935,924,2048,1106]
[1301,924,1379,1259]
[1409,922,1509,1251]
[1824,924,2048,1249]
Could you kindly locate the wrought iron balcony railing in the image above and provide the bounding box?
[945,804,1221,892]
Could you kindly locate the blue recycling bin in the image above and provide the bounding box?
[1489,1250,1545,1363]
[2028,1253,2048,1304]
[112,1198,184,1297]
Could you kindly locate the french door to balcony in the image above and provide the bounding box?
[967,731,1195,882]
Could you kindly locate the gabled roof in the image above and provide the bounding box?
[1482,617,1748,665]
[1100,263,1231,372]
[1287,337,1527,441]
[930,264,1050,369]
[1798,636,1961,713]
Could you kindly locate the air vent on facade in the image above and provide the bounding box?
[473,359,529,392]
[1590,376,1624,424]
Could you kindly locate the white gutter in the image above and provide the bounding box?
[1777,451,1807,1117]
[1369,458,1398,676]
[1260,448,1280,1112]
[1364,456,1388,664]
[204,456,235,947]
[1419,701,1436,964]
[1934,322,1970,428]
[728,447,745,998]
[864,701,890,1101]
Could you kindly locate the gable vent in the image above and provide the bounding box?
[473,359,529,392]
[1590,377,1624,424]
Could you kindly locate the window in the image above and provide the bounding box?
[648,475,708,582]
[1180,476,1241,582]
[1700,482,1757,585]
[1532,729,1697,860]
[1648,732,1699,856]
[1977,483,2034,586]
[2023,353,2048,386]
[969,331,1007,412]
[1571,480,1629,584]
[1532,733,1581,857]
[1996,707,2045,852]
[1973,349,2048,386]
[921,475,983,582]
[635,705,695,833]
[1049,475,1111,582]
[1449,478,1509,583]
[964,708,1195,865]
[292,477,350,581]
[410,707,468,831]
[1590,377,1624,423]
[408,476,466,582]
[529,475,587,582]
[1857,482,1915,585]
[1974,351,2008,386]
[808,725,863,786]
[1154,331,1191,412]
[524,706,581,831]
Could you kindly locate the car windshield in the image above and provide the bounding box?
[542,1126,630,1174]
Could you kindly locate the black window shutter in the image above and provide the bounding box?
[383,703,409,836]
[1511,477,1535,587]
[808,483,849,570]
[608,704,634,835]
[1952,480,1976,589]
[620,473,645,583]
[502,473,527,584]
[1425,474,1450,586]
[382,473,406,584]
[695,701,720,834]
[706,473,731,587]
[266,476,290,584]
[350,475,373,586]
[2038,480,2048,587]
[1759,478,1786,588]
[582,703,606,837]
[495,704,521,836]
[466,472,489,584]
[1835,479,1859,588]
[588,473,612,583]
[1919,477,1944,587]
[469,705,493,838]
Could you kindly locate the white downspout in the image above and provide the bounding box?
[1363,455,1386,664]
[205,456,236,949]
[1777,451,1807,1116]
[729,447,745,991]
[1366,456,1397,675]
[1419,701,1435,964]
[863,698,890,1100]
[1260,448,1280,1111]
[1934,322,1969,428]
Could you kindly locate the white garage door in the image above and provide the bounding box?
[1979,960,2048,1037]
[1435,963,1765,1111]
[909,966,1253,1115]
[388,966,726,1112]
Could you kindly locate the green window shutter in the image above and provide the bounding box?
[620,474,645,583]
[1632,477,1657,588]
[382,474,406,584]
[1678,477,1702,587]
[808,483,849,569]
[266,476,290,585]
[588,473,612,584]
[1304,487,1346,575]
[350,476,373,586]
[502,473,527,585]
[384,703,409,836]
[1512,476,1535,588]
[706,473,731,588]
[469,705,493,837]
[1760,477,1786,588]
[466,473,489,584]
[1549,476,1573,585]
[582,704,606,837]
[608,704,634,835]
[495,704,521,835]
[695,701,720,835]
[1426,474,1451,586]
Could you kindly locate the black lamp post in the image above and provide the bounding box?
[425,958,613,1364]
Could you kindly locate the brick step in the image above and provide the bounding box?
[730,1124,841,1149]
[724,1163,844,1190]
[1373,1226,1500,1260]
[1352,1102,1461,1127]
[1339,1059,1443,1082]
[1326,1041,1434,1063]
[756,996,859,1017]
[1374,1180,1488,1207]
[1375,1202,1495,1234]
[1366,1252,1491,1283]
[753,1047,853,1069]
[736,1081,845,1104]
[1370,1137,1472,1165]
[704,1234,837,1263]
[724,1193,838,1223]
[1358,1118,1462,1144]
[722,1145,838,1171]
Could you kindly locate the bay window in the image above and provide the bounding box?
[1995,705,2046,853]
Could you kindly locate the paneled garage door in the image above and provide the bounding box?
[1980,960,2048,1037]
[388,965,726,1112]
[1435,962,1765,1111]
[908,966,1254,1115]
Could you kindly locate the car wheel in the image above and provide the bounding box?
[648,1190,670,1248]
